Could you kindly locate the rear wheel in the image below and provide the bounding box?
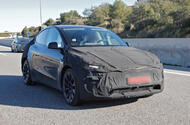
[11,47,14,52]
[22,60,35,85]
[62,69,80,106]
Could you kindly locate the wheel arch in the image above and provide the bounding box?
[60,65,72,89]
[21,57,27,71]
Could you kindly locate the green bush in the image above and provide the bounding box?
[0,33,9,37]
[21,0,190,38]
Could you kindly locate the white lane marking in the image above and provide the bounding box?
[164,70,190,77]
[0,53,7,56]
[0,46,10,49]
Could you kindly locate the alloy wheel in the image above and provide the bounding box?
[22,61,30,84]
[63,71,76,104]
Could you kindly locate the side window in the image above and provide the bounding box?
[46,28,63,47]
[36,29,49,46]
[106,33,119,45]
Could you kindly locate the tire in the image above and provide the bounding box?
[62,69,81,106]
[14,47,18,53]
[22,60,35,85]
[13,47,17,53]
[11,47,13,52]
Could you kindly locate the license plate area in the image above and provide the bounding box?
[127,76,151,85]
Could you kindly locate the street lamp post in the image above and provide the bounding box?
[40,0,42,26]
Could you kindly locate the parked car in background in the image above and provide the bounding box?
[21,25,164,106]
[11,37,30,52]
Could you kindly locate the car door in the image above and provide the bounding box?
[30,29,49,83]
[33,28,64,89]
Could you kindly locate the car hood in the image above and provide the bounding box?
[69,46,162,72]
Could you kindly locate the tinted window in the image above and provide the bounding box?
[46,28,62,47]
[62,28,126,47]
[36,29,49,46]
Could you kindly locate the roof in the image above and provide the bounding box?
[53,25,106,30]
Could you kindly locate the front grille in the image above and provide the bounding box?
[110,84,161,94]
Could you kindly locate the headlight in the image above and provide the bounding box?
[86,72,104,80]
[89,65,99,69]
[87,65,104,80]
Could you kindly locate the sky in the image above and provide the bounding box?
[0,0,136,32]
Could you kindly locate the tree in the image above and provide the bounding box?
[44,18,55,26]
[83,8,93,17]
[111,0,131,23]
[55,18,61,25]
[110,0,132,33]
[21,26,40,37]
[21,26,29,37]
[21,0,190,38]
[86,4,111,27]
[126,0,183,37]
[60,10,84,25]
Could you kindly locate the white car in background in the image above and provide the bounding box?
[11,37,30,52]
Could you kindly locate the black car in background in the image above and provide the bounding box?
[11,37,30,52]
[21,25,164,106]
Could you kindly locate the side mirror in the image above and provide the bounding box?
[48,42,59,49]
[127,42,132,47]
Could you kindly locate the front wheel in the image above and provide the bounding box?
[22,60,35,85]
[14,47,18,53]
[62,69,81,106]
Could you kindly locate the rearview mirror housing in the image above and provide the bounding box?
[48,42,59,49]
[127,42,132,47]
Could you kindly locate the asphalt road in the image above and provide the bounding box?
[0,41,189,125]
[0,38,13,47]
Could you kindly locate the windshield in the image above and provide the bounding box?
[62,27,127,47]
[15,38,29,43]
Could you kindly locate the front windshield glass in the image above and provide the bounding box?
[62,27,127,47]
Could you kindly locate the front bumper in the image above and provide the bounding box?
[16,44,25,52]
[81,80,164,101]
[79,67,164,101]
